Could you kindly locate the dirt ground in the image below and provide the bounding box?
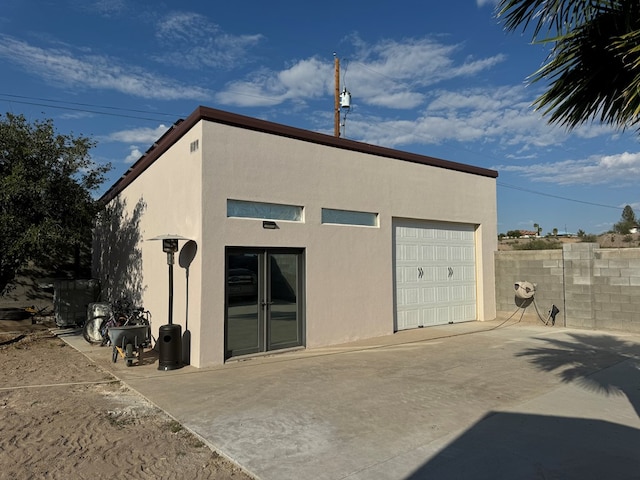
[0,319,254,480]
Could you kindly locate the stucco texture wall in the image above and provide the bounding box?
[200,121,497,366]
[95,124,205,365]
[97,115,497,368]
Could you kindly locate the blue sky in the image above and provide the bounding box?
[1,0,639,235]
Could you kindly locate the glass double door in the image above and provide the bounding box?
[225,248,304,359]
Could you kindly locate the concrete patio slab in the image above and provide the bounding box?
[60,319,640,479]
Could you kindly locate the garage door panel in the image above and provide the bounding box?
[401,266,418,284]
[436,286,449,302]
[398,244,419,262]
[450,285,465,301]
[398,309,420,330]
[395,220,477,330]
[464,285,476,300]
[435,246,448,261]
[425,266,436,282]
[404,288,419,305]
[461,266,476,282]
[451,305,466,322]
[422,245,436,261]
[449,247,463,262]
[463,246,475,260]
[436,306,449,321]
[422,228,436,240]
[436,268,449,282]
[422,308,437,325]
[421,287,436,304]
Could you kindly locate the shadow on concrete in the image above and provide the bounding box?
[515,333,640,418]
[93,196,147,305]
[407,333,640,479]
[406,411,640,479]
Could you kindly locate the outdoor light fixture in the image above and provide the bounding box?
[263,221,279,229]
[162,238,179,255]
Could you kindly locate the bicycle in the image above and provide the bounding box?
[82,299,150,347]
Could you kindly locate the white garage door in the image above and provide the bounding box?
[395,220,477,330]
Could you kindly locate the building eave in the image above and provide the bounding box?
[99,105,499,204]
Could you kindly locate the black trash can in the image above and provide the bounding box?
[158,324,183,371]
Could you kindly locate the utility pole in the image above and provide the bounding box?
[334,54,340,137]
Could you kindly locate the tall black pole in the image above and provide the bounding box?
[167,252,174,325]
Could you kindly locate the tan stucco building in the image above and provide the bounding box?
[95,106,498,368]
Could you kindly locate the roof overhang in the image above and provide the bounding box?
[99,105,498,204]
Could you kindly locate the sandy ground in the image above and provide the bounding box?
[0,319,254,480]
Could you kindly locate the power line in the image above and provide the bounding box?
[497,182,621,209]
[0,94,182,122]
[0,92,627,212]
[0,93,183,117]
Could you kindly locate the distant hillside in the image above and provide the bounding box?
[498,233,640,251]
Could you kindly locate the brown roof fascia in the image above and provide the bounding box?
[100,105,498,204]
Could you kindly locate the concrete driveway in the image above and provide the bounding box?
[62,319,640,479]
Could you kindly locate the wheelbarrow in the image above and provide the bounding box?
[108,324,150,367]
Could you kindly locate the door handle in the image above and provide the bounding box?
[260,301,274,308]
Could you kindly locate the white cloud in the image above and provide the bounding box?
[338,37,506,110]
[214,36,505,110]
[495,151,640,186]
[337,84,621,153]
[215,59,333,107]
[106,124,170,143]
[339,86,553,149]
[124,146,143,164]
[0,34,211,100]
[366,91,426,109]
[235,39,607,152]
[155,12,263,69]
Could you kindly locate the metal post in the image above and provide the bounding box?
[334,55,340,137]
[167,251,174,325]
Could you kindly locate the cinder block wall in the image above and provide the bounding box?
[495,243,640,333]
[494,249,564,324]
[592,248,640,331]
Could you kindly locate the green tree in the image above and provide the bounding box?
[534,223,543,236]
[553,227,558,237]
[498,0,640,129]
[0,113,111,294]
[613,204,637,233]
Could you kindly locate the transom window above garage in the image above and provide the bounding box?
[227,199,303,222]
[321,208,378,227]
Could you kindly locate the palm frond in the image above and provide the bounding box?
[497,0,617,40]
[499,0,640,129]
